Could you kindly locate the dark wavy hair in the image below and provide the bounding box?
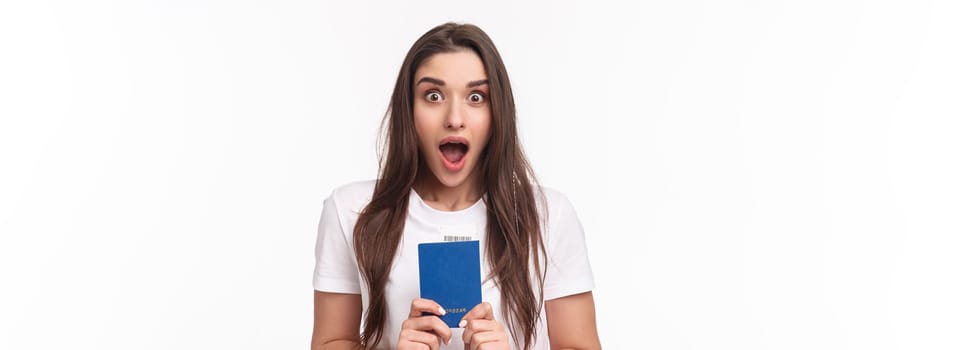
[352,22,546,349]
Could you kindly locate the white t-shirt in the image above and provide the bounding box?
[313,180,594,349]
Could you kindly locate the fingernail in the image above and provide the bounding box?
[445,337,451,345]
[458,319,467,328]
[438,307,446,316]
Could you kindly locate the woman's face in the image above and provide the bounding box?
[413,50,492,190]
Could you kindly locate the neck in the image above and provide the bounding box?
[413,170,483,212]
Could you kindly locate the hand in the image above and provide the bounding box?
[397,298,453,350]
[460,302,509,350]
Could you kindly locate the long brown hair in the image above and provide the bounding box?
[353,23,545,349]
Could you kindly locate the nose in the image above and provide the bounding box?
[445,102,466,130]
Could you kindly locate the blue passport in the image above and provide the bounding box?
[417,240,483,328]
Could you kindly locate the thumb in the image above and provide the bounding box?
[458,301,494,327]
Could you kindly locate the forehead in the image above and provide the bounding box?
[414,50,488,84]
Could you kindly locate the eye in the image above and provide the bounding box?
[468,92,486,104]
[425,91,443,103]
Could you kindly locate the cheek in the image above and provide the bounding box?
[413,103,429,134]
[413,101,441,126]
[474,110,493,144]
[413,107,435,153]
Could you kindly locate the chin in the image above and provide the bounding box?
[430,164,474,188]
[436,173,470,188]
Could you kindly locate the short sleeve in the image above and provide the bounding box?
[313,195,362,294]
[542,193,595,300]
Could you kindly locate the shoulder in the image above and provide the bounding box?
[536,186,571,207]
[534,185,578,229]
[326,180,377,214]
[536,185,576,211]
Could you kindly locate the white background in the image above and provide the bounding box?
[1,0,959,349]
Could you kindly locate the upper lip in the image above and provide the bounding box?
[439,136,470,148]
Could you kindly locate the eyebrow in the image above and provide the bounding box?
[416,76,489,88]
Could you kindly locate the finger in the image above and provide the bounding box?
[461,319,501,345]
[398,328,440,350]
[468,330,507,350]
[466,319,502,332]
[409,298,447,318]
[402,316,453,345]
[460,302,494,325]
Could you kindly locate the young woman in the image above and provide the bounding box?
[312,23,600,350]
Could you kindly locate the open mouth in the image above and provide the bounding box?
[438,137,469,170]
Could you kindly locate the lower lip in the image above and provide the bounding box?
[439,150,466,171]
